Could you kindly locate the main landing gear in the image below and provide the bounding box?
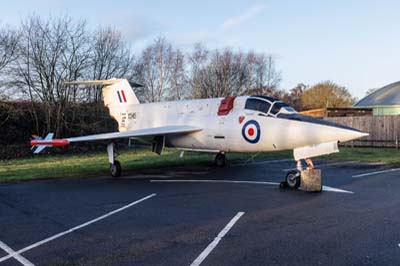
[280,158,315,189]
[215,152,227,167]
[107,142,121,178]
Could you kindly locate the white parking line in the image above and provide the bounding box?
[321,186,353,194]
[0,241,35,266]
[0,193,156,263]
[151,179,280,186]
[232,158,293,167]
[190,212,245,266]
[352,168,400,178]
[151,179,354,194]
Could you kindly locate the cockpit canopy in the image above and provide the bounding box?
[244,95,297,116]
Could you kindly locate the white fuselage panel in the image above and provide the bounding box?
[108,96,359,153]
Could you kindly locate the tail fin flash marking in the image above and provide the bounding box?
[121,90,127,102]
[117,91,123,103]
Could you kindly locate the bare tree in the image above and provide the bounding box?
[287,83,307,110]
[187,45,282,99]
[62,20,91,102]
[87,27,134,102]
[0,24,19,72]
[264,55,282,90]
[188,48,241,98]
[0,24,19,98]
[134,37,175,102]
[244,53,282,95]
[187,43,209,98]
[170,48,186,100]
[11,16,91,136]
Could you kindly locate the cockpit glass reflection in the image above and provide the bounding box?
[245,96,296,116]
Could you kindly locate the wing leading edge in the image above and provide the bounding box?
[30,125,202,153]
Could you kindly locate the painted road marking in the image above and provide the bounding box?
[151,179,354,194]
[0,193,156,263]
[190,212,245,266]
[321,186,353,194]
[151,179,280,186]
[232,158,293,167]
[352,168,400,178]
[0,240,35,266]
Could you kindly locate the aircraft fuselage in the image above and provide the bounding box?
[110,96,366,153]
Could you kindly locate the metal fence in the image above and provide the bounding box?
[325,116,400,148]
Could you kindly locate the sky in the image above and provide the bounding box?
[1,0,399,99]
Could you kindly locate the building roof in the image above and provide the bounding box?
[355,81,400,107]
[300,107,372,118]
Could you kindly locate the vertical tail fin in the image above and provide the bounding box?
[64,79,141,131]
[64,79,140,106]
[102,79,140,106]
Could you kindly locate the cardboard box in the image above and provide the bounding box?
[301,169,322,192]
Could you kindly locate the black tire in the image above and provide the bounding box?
[110,160,122,178]
[215,153,227,167]
[285,170,301,189]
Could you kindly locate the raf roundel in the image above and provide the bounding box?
[242,120,261,144]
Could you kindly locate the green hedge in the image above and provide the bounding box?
[0,101,118,159]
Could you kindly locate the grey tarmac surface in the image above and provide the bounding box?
[0,158,400,266]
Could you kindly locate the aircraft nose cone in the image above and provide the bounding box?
[336,128,369,143]
[276,113,369,146]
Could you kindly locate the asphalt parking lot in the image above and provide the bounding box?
[1,158,400,266]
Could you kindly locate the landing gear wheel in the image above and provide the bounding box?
[215,153,227,167]
[286,170,301,189]
[110,160,122,178]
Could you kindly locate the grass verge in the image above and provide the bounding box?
[320,147,400,164]
[0,147,398,183]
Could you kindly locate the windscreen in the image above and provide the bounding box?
[245,98,271,114]
[270,102,296,114]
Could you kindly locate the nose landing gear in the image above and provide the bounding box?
[280,158,316,190]
[282,170,301,189]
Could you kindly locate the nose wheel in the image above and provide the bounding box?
[280,158,316,190]
[282,170,301,189]
[280,160,302,189]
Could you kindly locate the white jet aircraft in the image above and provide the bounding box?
[31,79,368,189]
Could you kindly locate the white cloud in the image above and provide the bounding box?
[221,4,267,31]
[99,12,169,44]
[174,4,267,49]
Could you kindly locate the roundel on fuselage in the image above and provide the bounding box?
[242,120,261,144]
